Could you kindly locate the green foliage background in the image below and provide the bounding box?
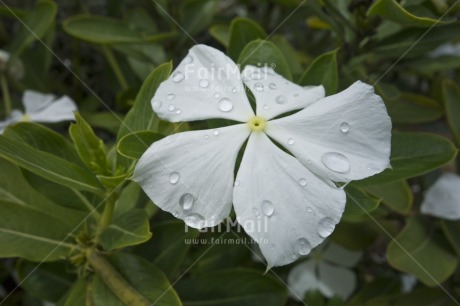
[1,0,460,305]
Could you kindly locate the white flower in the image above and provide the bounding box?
[0,90,77,134]
[133,45,392,267]
[429,43,460,58]
[287,243,362,300]
[421,173,460,220]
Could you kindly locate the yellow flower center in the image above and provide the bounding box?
[20,114,31,122]
[248,116,267,132]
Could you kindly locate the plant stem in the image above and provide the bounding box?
[101,45,129,90]
[0,73,12,117]
[86,249,151,306]
[94,191,117,242]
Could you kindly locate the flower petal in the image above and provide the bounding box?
[133,124,250,228]
[241,65,325,120]
[23,90,56,114]
[421,173,460,220]
[266,81,392,183]
[317,261,357,299]
[152,45,255,122]
[287,260,318,300]
[28,96,77,123]
[0,110,23,134]
[233,132,346,267]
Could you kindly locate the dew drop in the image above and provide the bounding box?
[214,93,220,99]
[152,100,162,111]
[199,79,209,88]
[321,152,351,173]
[172,71,184,82]
[180,193,194,211]
[252,207,260,216]
[168,104,175,112]
[261,200,274,217]
[218,98,233,112]
[184,55,193,64]
[296,238,311,255]
[184,213,205,228]
[234,180,240,187]
[232,86,238,93]
[317,217,335,238]
[306,207,313,213]
[213,129,220,136]
[175,109,182,114]
[167,94,175,101]
[263,104,269,110]
[169,172,180,184]
[269,83,277,89]
[340,122,350,133]
[275,95,287,104]
[203,134,209,139]
[288,138,295,145]
[254,83,264,92]
[298,178,307,186]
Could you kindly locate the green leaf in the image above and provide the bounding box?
[441,220,460,256]
[17,260,75,302]
[99,209,152,251]
[442,79,460,145]
[175,269,287,306]
[180,0,217,36]
[3,122,82,165]
[357,132,458,185]
[62,279,88,306]
[299,49,338,95]
[367,0,450,27]
[387,217,458,286]
[117,131,164,160]
[343,185,381,222]
[373,23,460,59]
[81,111,124,135]
[69,113,111,175]
[270,35,305,76]
[0,200,76,261]
[0,136,104,194]
[228,17,266,60]
[63,15,176,44]
[117,62,172,140]
[367,287,457,305]
[209,24,230,47]
[91,252,182,306]
[9,0,57,61]
[330,222,377,250]
[134,221,199,278]
[347,278,400,306]
[363,180,413,214]
[237,39,292,80]
[378,86,444,124]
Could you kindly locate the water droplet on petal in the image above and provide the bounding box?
[306,207,313,213]
[199,79,209,88]
[172,210,179,217]
[232,87,238,93]
[234,180,240,187]
[296,238,311,255]
[214,93,220,99]
[263,104,269,110]
[254,83,264,92]
[307,160,312,165]
[261,200,274,216]
[318,217,335,238]
[184,213,205,228]
[366,163,379,171]
[168,104,175,112]
[203,134,209,139]
[167,94,175,101]
[172,71,184,82]
[340,122,350,133]
[253,207,260,216]
[298,178,307,186]
[276,95,287,104]
[169,172,180,184]
[152,100,162,111]
[175,109,182,114]
[288,138,295,145]
[184,55,193,64]
[213,129,220,136]
[321,152,351,173]
[180,193,194,211]
[269,83,277,89]
[218,98,233,112]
